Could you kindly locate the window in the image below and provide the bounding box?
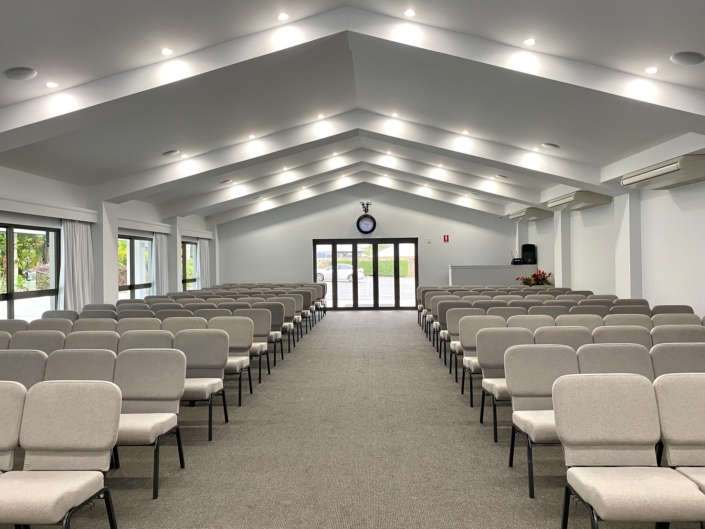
[0,224,60,320]
[118,236,152,299]
[181,241,197,291]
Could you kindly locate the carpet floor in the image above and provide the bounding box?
[9,311,700,529]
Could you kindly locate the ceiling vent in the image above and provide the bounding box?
[508,207,553,221]
[620,155,705,190]
[546,190,612,211]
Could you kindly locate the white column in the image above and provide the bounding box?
[515,222,528,258]
[166,217,182,293]
[553,209,572,288]
[208,224,220,286]
[90,201,119,304]
[614,191,643,298]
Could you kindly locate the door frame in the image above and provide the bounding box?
[312,238,419,311]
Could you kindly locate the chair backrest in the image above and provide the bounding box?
[446,308,486,340]
[505,344,578,411]
[219,302,251,312]
[417,286,437,304]
[183,302,217,312]
[552,373,660,467]
[194,309,233,321]
[174,329,229,378]
[555,314,604,332]
[71,318,117,333]
[208,316,254,355]
[238,297,266,305]
[156,309,193,322]
[652,313,702,327]
[117,309,156,320]
[591,325,652,349]
[613,298,650,307]
[9,330,65,354]
[149,302,183,313]
[0,380,26,471]
[430,295,460,318]
[423,290,446,310]
[64,331,120,353]
[654,373,705,467]
[506,314,555,333]
[610,305,653,316]
[253,302,285,329]
[568,290,593,297]
[534,326,592,350]
[569,305,610,317]
[651,325,705,345]
[116,303,149,313]
[168,293,195,300]
[162,317,208,334]
[556,294,586,302]
[524,294,554,302]
[44,349,117,382]
[587,294,618,301]
[437,300,472,326]
[0,331,9,349]
[578,299,614,308]
[282,293,304,313]
[603,314,653,330]
[20,380,122,471]
[79,310,118,320]
[651,343,705,377]
[493,295,523,302]
[275,297,296,322]
[544,300,578,309]
[233,309,271,341]
[42,310,79,322]
[486,306,527,320]
[118,330,174,352]
[458,315,507,353]
[114,349,186,414]
[0,319,28,335]
[476,327,534,378]
[652,304,695,315]
[115,317,161,335]
[82,303,116,312]
[528,305,568,318]
[28,318,73,335]
[117,298,143,306]
[473,300,508,311]
[145,297,172,306]
[0,350,47,389]
[577,343,654,380]
[462,295,492,303]
[508,300,543,309]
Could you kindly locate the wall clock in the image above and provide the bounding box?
[356,213,376,234]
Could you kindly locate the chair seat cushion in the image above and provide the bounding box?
[418,304,423,311]
[249,343,269,357]
[433,322,441,330]
[293,316,301,323]
[117,413,177,445]
[182,378,223,400]
[225,355,250,373]
[450,341,463,354]
[567,467,705,522]
[282,323,294,332]
[512,410,558,443]
[0,471,104,525]
[302,310,310,317]
[677,467,705,493]
[481,378,510,401]
[268,331,282,342]
[439,330,450,341]
[462,356,480,372]
[426,315,434,323]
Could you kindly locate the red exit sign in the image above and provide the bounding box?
[443,235,449,243]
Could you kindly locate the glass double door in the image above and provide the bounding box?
[313,238,418,310]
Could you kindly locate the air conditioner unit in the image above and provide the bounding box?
[508,207,553,221]
[620,155,705,190]
[546,190,612,211]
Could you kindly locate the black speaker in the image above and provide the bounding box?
[522,244,537,265]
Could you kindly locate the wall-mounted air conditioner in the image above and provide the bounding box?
[546,190,612,211]
[620,155,705,190]
[508,207,553,221]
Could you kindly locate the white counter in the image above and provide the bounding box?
[448,264,537,286]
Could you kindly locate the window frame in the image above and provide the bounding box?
[0,223,61,319]
[118,235,153,300]
[181,241,198,291]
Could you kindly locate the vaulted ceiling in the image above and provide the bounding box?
[2,1,705,223]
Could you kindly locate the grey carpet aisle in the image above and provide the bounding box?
[14,311,699,529]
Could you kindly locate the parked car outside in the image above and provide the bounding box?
[317,264,365,282]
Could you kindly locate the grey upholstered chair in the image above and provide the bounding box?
[149,302,183,313]
[44,349,117,381]
[652,313,703,327]
[0,320,28,335]
[556,294,586,302]
[207,317,253,405]
[651,325,705,345]
[610,305,653,316]
[253,302,286,364]
[192,309,231,321]
[79,310,118,319]
[651,343,705,377]
[113,348,186,498]
[175,329,229,440]
[145,297,172,306]
[282,293,305,340]
[118,330,174,353]
[116,309,156,320]
[524,294,554,302]
[577,343,654,380]
[476,327,533,442]
[155,309,193,322]
[505,343,577,497]
[508,300,543,310]
[578,299,614,308]
[587,294,618,301]
[591,325,652,349]
[0,331,9,350]
[429,295,462,349]
[528,305,568,318]
[275,296,297,352]
[569,305,610,318]
[436,300,472,359]
[28,318,73,335]
[72,318,118,332]
[64,330,120,353]
[544,299,578,310]
[116,303,149,313]
[603,314,652,329]
[613,298,650,307]
[9,330,64,354]
[535,326,592,351]
[182,302,216,312]
[116,317,161,335]
[507,314,554,333]
[0,380,121,527]
[555,314,604,332]
[554,374,705,528]
[445,308,485,382]
[652,304,695,315]
[83,303,116,312]
[473,300,508,312]
[42,310,79,322]
[0,350,47,389]
[0,380,26,472]
[458,315,506,405]
[233,309,271,383]
[462,295,492,304]
[487,307,527,321]
[161,317,207,334]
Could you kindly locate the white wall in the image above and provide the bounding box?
[117,200,164,224]
[527,218,554,274]
[0,166,87,210]
[570,203,617,294]
[216,183,516,286]
[641,181,705,315]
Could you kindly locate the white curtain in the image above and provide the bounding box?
[151,232,169,296]
[58,220,94,312]
[196,239,210,289]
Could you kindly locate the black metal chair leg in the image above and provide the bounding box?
[62,507,74,528]
[112,446,120,469]
[469,373,474,407]
[561,486,571,529]
[461,367,465,394]
[153,437,161,499]
[266,351,271,374]
[454,353,458,383]
[509,425,516,467]
[175,426,185,469]
[479,390,486,423]
[589,506,600,529]
[104,488,118,529]
[492,396,498,442]
[238,371,242,406]
[259,355,262,384]
[280,339,284,360]
[208,394,213,441]
[248,367,253,394]
[527,436,535,498]
[221,388,229,423]
[272,342,277,367]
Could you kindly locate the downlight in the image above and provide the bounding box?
[541,143,560,149]
[670,52,705,65]
[162,150,180,156]
[3,67,37,80]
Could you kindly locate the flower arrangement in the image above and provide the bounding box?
[516,268,553,286]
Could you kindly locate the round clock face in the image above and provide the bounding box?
[357,214,376,234]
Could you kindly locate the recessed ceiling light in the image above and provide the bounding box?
[384,174,388,176]
[645,66,658,74]
[541,143,560,149]
[162,150,180,156]
[438,164,443,167]
[670,51,705,65]
[283,167,288,171]
[161,48,173,56]
[392,112,398,118]
[278,13,289,20]
[302,186,307,189]
[494,174,508,179]
[46,82,58,88]
[387,151,392,154]
[404,9,416,17]
[181,154,189,159]
[221,179,233,185]
[333,152,338,156]
[3,67,37,81]
[317,114,324,119]
[532,147,540,152]
[248,134,256,139]
[524,38,536,46]
[462,130,468,135]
